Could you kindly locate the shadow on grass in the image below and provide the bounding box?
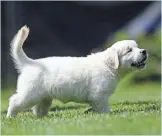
[50,105,87,112]
[1,100,160,115]
[50,100,160,113]
[1,105,87,114]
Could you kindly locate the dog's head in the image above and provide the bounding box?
[105,40,148,69]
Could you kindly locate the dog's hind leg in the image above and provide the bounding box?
[6,90,44,118]
[32,98,52,117]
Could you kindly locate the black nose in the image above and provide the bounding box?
[141,49,146,55]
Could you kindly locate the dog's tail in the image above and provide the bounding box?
[10,25,34,73]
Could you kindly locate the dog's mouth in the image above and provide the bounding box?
[131,56,147,69]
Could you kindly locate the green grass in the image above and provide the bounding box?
[1,81,161,135]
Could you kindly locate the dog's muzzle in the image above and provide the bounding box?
[131,53,148,69]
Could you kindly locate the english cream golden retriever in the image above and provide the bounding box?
[7,26,148,118]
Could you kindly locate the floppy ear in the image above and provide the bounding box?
[104,49,119,69]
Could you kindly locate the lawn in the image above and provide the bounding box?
[1,78,161,135]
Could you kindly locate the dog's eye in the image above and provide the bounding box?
[127,49,132,53]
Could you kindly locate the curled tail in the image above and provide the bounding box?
[10,25,33,73]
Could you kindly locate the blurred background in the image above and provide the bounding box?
[1,1,161,89]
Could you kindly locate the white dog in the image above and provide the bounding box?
[7,26,148,118]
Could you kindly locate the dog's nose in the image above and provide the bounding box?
[141,49,146,55]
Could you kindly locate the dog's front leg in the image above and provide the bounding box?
[86,95,110,113]
[91,102,110,113]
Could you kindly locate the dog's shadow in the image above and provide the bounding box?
[2,101,159,115]
[50,105,87,112]
[1,105,87,114]
[50,100,160,114]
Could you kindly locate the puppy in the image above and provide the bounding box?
[7,26,148,118]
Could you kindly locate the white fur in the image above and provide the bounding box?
[7,26,147,118]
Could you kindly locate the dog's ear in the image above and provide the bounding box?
[105,49,119,69]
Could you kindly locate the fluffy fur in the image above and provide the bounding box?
[7,26,148,118]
